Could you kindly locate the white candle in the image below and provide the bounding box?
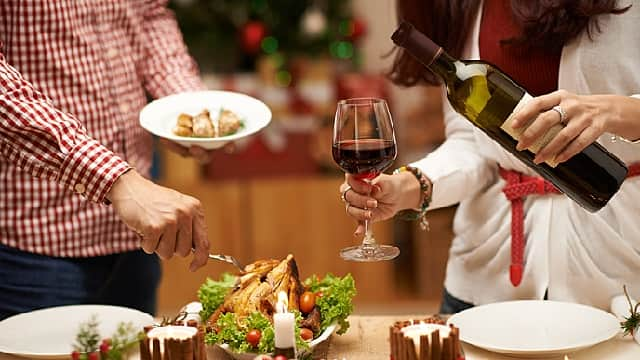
[147,325,197,355]
[274,312,295,348]
[274,291,295,349]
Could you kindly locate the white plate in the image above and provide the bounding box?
[447,300,620,358]
[218,323,337,360]
[139,90,272,149]
[0,305,154,359]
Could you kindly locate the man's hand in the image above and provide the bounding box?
[106,170,209,271]
[160,139,235,164]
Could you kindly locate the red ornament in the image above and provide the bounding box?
[349,18,367,42]
[240,21,267,54]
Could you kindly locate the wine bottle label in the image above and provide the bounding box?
[501,93,562,167]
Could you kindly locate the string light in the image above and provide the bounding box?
[261,36,279,54]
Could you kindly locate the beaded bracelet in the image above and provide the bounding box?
[393,165,432,231]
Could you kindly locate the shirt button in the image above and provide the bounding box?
[74,183,86,194]
[120,104,130,113]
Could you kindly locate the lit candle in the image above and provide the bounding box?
[274,291,296,350]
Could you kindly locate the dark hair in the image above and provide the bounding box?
[388,0,631,86]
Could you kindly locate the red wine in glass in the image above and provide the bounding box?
[332,98,399,262]
[332,139,397,180]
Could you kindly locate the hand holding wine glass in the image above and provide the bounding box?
[332,98,399,261]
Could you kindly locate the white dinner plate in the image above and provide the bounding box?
[139,90,272,149]
[447,300,620,358]
[0,304,154,359]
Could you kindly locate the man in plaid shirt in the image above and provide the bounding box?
[0,1,215,319]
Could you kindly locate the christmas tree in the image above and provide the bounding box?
[170,0,366,73]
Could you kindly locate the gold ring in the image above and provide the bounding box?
[552,105,567,125]
[340,185,352,203]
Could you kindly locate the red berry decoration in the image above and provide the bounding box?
[240,21,267,55]
[70,350,80,360]
[87,352,99,360]
[99,341,110,353]
[349,18,367,42]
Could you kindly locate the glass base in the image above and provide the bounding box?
[339,244,400,262]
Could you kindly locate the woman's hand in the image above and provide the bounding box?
[511,90,640,165]
[339,171,423,236]
[107,170,210,271]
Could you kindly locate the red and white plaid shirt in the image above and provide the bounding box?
[0,0,204,257]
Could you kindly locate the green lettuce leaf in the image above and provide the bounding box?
[197,273,236,321]
[304,273,356,334]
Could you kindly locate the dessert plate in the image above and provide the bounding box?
[447,300,620,358]
[139,90,271,149]
[0,304,153,359]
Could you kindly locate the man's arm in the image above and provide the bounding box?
[0,51,208,270]
[139,0,206,98]
[0,52,130,202]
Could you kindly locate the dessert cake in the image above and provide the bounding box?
[139,319,207,360]
[390,317,463,360]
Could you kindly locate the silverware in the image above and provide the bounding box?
[192,248,244,273]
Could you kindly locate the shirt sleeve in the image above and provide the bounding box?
[410,89,497,210]
[0,52,131,203]
[139,0,206,98]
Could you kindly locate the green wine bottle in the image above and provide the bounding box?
[391,21,628,212]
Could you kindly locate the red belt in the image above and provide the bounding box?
[499,163,640,287]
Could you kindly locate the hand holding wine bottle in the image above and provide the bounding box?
[510,90,640,164]
[391,21,628,212]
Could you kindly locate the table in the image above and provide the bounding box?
[1,315,638,360]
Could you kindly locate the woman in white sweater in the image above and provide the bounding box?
[341,0,640,313]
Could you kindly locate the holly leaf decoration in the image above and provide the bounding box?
[621,285,640,337]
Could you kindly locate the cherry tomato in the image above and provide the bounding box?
[300,327,314,341]
[70,351,80,360]
[299,291,316,314]
[88,352,99,360]
[246,329,262,348]
[99,341,110,353]
[273,355,288,360]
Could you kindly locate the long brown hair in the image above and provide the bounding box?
[389,0,631,86]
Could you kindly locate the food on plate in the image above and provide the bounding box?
[172,108,244,138]
[197,254,356,355]
[390,317,463,360]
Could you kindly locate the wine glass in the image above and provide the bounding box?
[332,98,399,261]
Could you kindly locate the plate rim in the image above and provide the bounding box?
[446,300,620,355]
[139,90,272,143]
[0,304,154,358]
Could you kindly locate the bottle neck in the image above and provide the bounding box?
[428,50,457,83]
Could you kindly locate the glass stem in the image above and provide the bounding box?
[362,179,376,246]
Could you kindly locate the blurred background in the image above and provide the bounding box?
[155,0,455,317]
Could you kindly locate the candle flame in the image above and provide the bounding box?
[276,291,288,313]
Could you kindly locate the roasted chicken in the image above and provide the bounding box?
[208,254,304,326]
